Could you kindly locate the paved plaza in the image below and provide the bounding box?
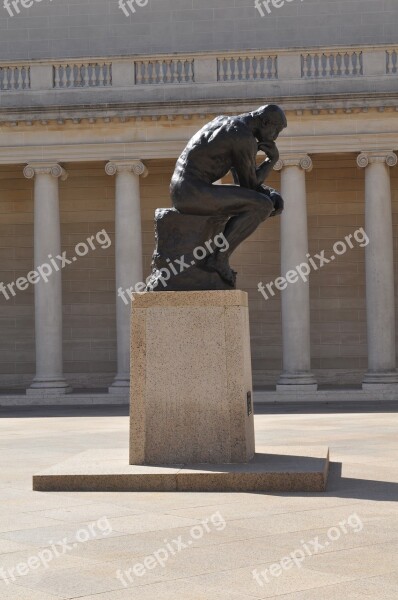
[0,403,397,599]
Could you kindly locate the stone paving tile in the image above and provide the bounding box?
[61,531,159,561]
[103,538,296,586]
[11,563,126,599]
[231,517,398,558]
[248,574,398,599]
[67,522,264,562]
[0,521,126,547]
[359,572,398,599]
[158,496,358,521]
[305,542,398,578]
[228,502,398,537]
[0,513,66,534]
[0,538,32,555]
[0,548,102,580]
[81,579,261,600]
[173,564,353,599]
[0,487,98,512]
[27,502,145,523]
[98,491,247,513]
[108,512,210,535]
[0,581,63,600]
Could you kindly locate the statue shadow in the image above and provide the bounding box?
[324,460,398,501]
[261,460,398,502]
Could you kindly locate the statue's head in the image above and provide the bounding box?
[250,104,287,142]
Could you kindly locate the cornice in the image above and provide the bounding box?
[0,133,396,165]
[0,92,398,127]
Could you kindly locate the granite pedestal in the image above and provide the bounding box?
[33,290,329,493]
[130,290,255,465]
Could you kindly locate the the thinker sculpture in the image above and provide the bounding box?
[147,104,287,291]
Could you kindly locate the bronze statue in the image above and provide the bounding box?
[147,104,287,291]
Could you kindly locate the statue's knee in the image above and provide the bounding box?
[258,197,274,221]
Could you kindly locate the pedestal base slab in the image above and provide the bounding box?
[33,446,329,493]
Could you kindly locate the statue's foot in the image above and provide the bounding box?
[200,252,236,287]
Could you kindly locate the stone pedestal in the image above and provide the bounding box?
[130,290,255,465]
[32,292,330,493]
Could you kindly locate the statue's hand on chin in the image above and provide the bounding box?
[258,141,279,164]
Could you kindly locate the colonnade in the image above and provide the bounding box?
[22,151,398,394]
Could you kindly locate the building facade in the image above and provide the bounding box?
[0,0,398,403]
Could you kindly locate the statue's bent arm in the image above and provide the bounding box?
[232,147,261,191]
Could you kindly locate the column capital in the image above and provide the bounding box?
[23,163,68,181]
[105,160,148,178]
[357,151,398,169]
[274,154,313,172]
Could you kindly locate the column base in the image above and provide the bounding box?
[26,379,72,396]
[277,372,318,392]
[108,376,130,394]
[362,370,398,391]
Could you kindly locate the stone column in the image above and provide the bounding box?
[105,160,148,393]
[357,151,398,388]
[274,155,317,391]
[23,163,70,395]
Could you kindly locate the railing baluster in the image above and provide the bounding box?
[54,65,60,88]
[13,67,19,89]
[83,63,89,86]
[306,54,312,78]
[142,61,147,84]
[100,63,106,86]
[269,56,275,79]
[388,50,398,74]
[66,64,71,88]
[248,57,255,80]
[225,58,232,81]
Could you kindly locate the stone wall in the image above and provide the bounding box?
[0,0,396,61]
[0,167,34,389]
[60,163,116,389]
[308,154,367,385]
